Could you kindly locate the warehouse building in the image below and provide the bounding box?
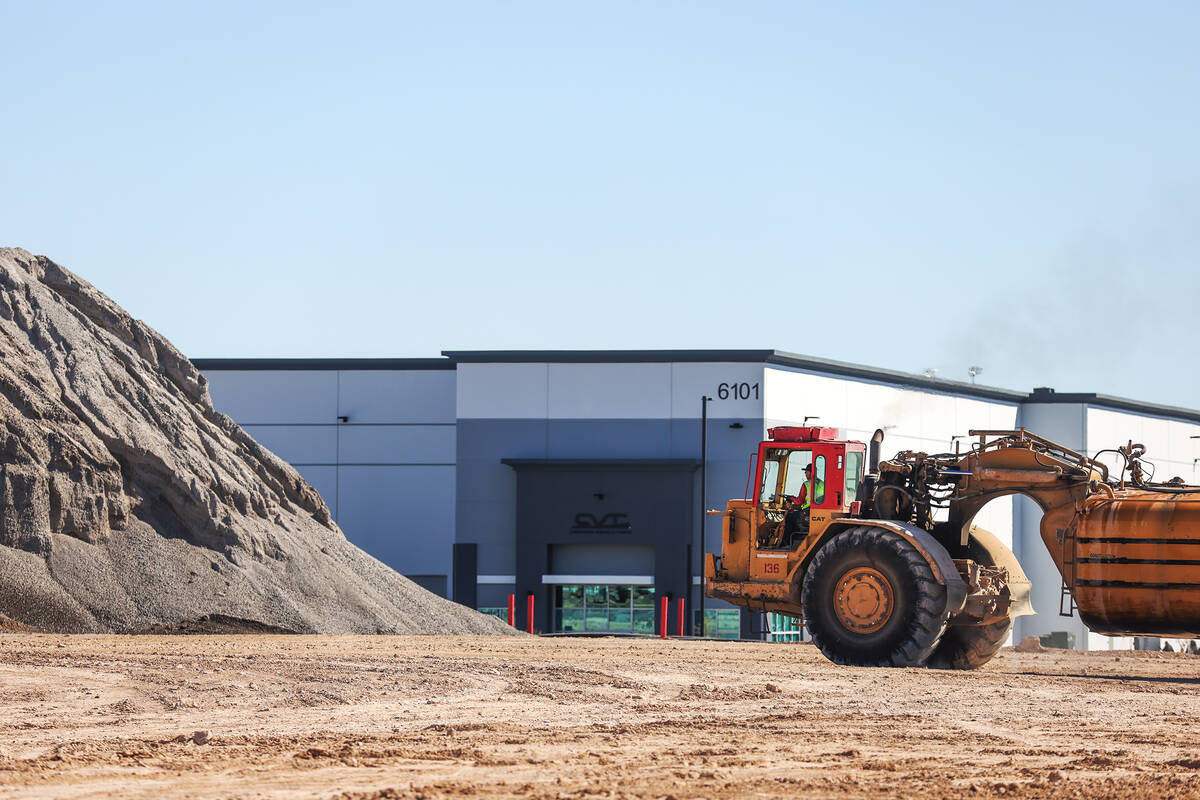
[194,350,1200,648]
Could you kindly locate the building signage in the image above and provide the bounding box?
[571,513,632,534]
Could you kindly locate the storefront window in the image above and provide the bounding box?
[694,609,742,639]
[554,584,655,633]
[560,585,584,608]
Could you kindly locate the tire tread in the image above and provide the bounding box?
[802,526,950,668]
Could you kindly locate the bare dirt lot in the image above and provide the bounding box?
[0,635,1198,799]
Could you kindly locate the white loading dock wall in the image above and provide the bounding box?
[762,366,1020,550]
[197,361,457,598]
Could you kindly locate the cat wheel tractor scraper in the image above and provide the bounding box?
[704,426,1200,668]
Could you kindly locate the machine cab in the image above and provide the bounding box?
[752,427,866,544]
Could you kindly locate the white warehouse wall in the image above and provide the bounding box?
[763,367,1018,549]
[1087,408,1200,486]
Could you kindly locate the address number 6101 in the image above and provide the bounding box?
[717,382,760,400]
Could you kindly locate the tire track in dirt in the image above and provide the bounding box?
[0,635,1197,799]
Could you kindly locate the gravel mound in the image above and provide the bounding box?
[0,248,514,635]
[137,614,297,635]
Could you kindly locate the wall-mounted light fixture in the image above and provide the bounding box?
[337,415,349,423]
[593,492,605,501]
[729,422,744,429]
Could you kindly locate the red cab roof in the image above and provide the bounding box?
[767,426,839,443]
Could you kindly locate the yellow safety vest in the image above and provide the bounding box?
[801,479,824,510]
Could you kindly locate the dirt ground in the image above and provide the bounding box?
[0,635,1198,799]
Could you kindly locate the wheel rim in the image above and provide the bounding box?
[833,567,894,634]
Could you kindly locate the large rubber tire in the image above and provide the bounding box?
[802,526,950,667]
[925,618,1013,670]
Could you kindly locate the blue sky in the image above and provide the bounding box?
[3,2,1198,406]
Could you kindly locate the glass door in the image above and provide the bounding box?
[554,584,657,633]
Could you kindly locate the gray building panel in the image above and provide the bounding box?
[205,370,339,425]
[456,419,549,460]
[335,465,455,577]
[477,584,515,608]
[455,420,548,578]
[406,575,448,598]
[293,464,338,519]
[547,420,672,459]
[550,543,656,574]
[338,370,456,424]
[193,358,454,371]
[669,419,763,459]
[455,459,518,504]
[242,425,338,465]
[456,499,518,573]
[338,424,456,465]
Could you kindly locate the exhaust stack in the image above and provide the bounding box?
[868,429,885,474]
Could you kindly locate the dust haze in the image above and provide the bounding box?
[929,191,1199,407]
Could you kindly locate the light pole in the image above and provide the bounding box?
[697,395,710,636]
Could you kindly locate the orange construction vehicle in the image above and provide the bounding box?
[704,427,1200,668]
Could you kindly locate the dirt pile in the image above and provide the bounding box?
[1013,635,1046,652]
[0,248,512,635]
[2,636,1198,799]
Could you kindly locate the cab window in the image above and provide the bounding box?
[813,455,826,504]
[759,458,781,504]
[782,450,813,498]
[845,451,864,501]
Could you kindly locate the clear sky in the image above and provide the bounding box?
[4,2,1198,407]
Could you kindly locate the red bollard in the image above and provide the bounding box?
[677,596,686,637]
[526,593,535,634]
[660,595,669,639]
[507,594,515,627]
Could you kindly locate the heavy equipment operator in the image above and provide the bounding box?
[783,464,823,536]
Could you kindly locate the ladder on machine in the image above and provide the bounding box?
[1058,525,1077,617]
